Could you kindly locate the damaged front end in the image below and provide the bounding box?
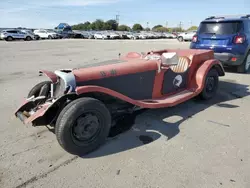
[15,69,77,126]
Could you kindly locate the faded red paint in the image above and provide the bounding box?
[16,49,225,124]
[73,58,158,82]
[39,70,58,83]
[75,49,223,108]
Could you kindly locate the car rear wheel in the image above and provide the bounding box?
[178,36,184,42]
[198,68,219,100]
[237,51,250,73]
[55,97,111,156]
[48,35,52,39]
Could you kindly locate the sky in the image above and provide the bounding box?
[0,0,249,29]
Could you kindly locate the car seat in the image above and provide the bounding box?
[169,56,191,73]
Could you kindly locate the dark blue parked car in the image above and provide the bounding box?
[190,15,250,73]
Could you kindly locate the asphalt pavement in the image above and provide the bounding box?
[0,39,249,188]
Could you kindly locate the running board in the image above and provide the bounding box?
[138,89,197,108]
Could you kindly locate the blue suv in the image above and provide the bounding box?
[190,15,250,73]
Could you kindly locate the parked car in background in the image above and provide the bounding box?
[116,31,129,39]
[138,32,148,39]
[72,30,84,38]
[0,29,35,41]
[190,14,250,73]
[109,32,120,39]
[164,32,176,39]
[33,29,59,39]
[177,30,197,42]
[21,29,40,40]
[56,30,74,38]
[126,32,139,40]
[79,31,94,39]
[94,32,110,39]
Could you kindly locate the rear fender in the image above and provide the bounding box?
[191,59,225,92]
[39,70,58,83]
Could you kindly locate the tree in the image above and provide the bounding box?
[170,27,184,32]
[118,25,131,31]
[152,25,163,30]
[72,21,91,30]
[144,27,151,31]
[132,23,143,31]
[154,26,169,32]
[187,26,198,31]
[91,19,105,30]
[105,19,118,30]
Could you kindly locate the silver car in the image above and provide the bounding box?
[0,29,35,41]
[177,30,197,42]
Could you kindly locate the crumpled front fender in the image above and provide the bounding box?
[15,93,77,125]
[15,98,52,125]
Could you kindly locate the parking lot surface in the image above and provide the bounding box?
[0,39,250,188]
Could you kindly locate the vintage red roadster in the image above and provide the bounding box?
[15,49,225,156]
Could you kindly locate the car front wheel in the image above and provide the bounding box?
[6,36,13,41]
[27,81,52,98]
[55,97,112,156]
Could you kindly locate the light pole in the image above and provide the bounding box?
[189,21,192,28]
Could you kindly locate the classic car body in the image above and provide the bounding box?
[15,49,225,156]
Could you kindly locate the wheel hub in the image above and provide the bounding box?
[206,77,215,92]
[73,114,100,141]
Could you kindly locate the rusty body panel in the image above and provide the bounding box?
[15,49,225,125]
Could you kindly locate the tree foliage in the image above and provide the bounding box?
[152,25,163,30]
[71,21,91,30]
[105,19,118,30]
[132,23,143,31]
[153,27,169,32]
[72,19,119,31]
[71,19,197,32]
[168,27,184,32]
[118,25,131,31]
[187,26,198,31]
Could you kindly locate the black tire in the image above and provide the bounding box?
[27,81,51,98]
[55,97,112,156]
[6,36,13,41]
[48,35,52,39]
[178,36,184,42]
[26,36,32,41]
[236,51,250,73]
[198,68,219,100]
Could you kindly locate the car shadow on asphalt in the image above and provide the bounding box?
[83,80,250,158]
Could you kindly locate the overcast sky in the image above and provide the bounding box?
[0,0,249,29]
